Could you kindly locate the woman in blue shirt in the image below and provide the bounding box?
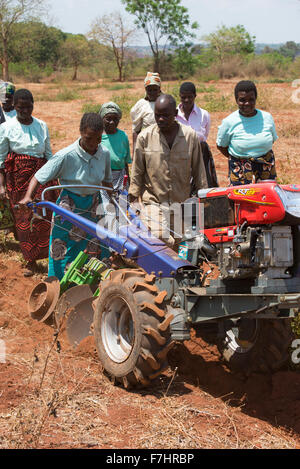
[19,113,113,280]
[217,80,277,186]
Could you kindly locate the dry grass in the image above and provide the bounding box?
[257,86,300,112]
[277,122,300,138]
[0,331,297,449]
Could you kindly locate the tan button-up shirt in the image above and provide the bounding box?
[130,98,156,133]
[129,123,208,205]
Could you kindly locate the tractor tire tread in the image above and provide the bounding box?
[93,269,172,389]
[218,318,294,376]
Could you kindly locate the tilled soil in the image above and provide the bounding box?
[1,257,300,449]
[0,80,300,449]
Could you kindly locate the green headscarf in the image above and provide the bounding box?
[99,101,122,119]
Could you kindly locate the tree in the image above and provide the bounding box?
[88,12,137,82]
[0,0,48,80]
[172,43,199,79]
[122,0,198,73]
[60,34,90,81]
[10,21,66,68]
[279,41,300,60]
[204,25,255,63]
[261,45,275,54]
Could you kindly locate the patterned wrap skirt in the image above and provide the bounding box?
[100,168,127,210]
[48,189,110,280]
[229,150,277,186]
[4,152,59,262]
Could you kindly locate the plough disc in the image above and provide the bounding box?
[65,297,95,347]
[55,284,93,326]
[55,284,95,347]
[27,276,60,327]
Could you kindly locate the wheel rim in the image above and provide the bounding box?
[225,319,258,354]
[101,296,135,363]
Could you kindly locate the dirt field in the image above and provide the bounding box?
[1,80,300,449]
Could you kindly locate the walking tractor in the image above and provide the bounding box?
[27,181,300,388]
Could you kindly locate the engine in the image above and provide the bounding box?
[179,182,300,283]
[217,225,293,280]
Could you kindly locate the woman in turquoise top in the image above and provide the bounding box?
[99,102,131,209]
[19,113,113,280]
[217,80,278,185]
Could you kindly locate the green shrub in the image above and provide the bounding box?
[9,62,53,83]
[76,83,103,91]
[196,84,217,93]
[81,101,101,113]
[55,88,82,101]
[265,78,290,84]
[103,83,134,91]
[34,93,56,101]
[163,84,180,102]
[203,93,233,112]
[111,93,140,118]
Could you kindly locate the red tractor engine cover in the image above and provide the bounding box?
[197,182,300,244]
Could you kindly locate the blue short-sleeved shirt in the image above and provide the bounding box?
[35,138,113,195]
[0,116,52,168]
[3,109,17,121]
[101,129,131,170]
[216,109,278,159]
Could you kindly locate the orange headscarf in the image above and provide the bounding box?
[144,72,161,88]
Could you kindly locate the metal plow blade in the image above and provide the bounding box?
[65,297,95,347]
[28,276,60,327]
[54,285,95,347]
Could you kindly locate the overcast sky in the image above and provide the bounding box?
[49,0,300,44]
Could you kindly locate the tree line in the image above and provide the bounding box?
[1,0,300,83]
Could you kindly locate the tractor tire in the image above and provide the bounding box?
[93,269,174,389]
[218,317,294,376]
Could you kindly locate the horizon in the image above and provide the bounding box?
[49,0,300,45]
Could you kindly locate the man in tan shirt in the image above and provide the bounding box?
[129,94,208,246]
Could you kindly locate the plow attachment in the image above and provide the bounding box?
[27,251,113,347]
[28,281,96,347]
[28,277,60,326]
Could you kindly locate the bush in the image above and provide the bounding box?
[55,88,82,101]
[9,62,53,82]
[81,101,101,113]
[203,93,234,112]
[163,83,180,102]
[210,55,244,79]
[244,53,293,78]
[290,57,300,77]
[103,83,134,91]
[172,46,199,79]
[196,84,217,93]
